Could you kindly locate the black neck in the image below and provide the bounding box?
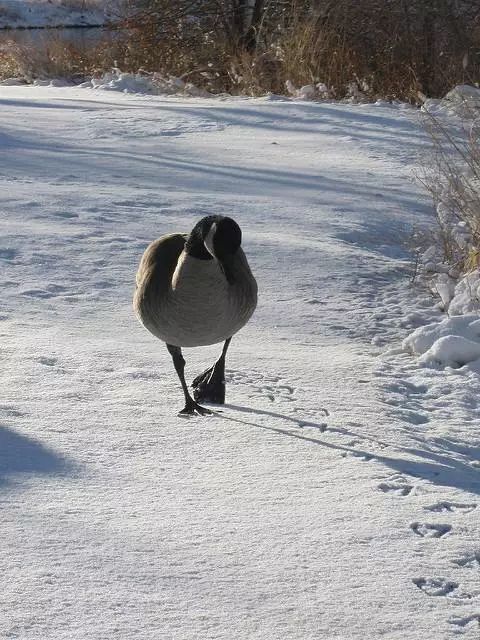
[185,215,222,260]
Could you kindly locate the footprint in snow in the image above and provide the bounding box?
[339,439,375,461]
[424,501,477,514]
[54,211,79,219]
[410,522,452,538]
[378,481,413,496]
[452,551,480,568]
[0,248,17,261]
[297,419,328,432]
[126,368,164,381]
[21,288,57,299]
[397,410,430,425]
[227,369,298,404]
[225,370,330,430]
[0,405,26,417]
[449,614,480,629]
[344,450,374,462]
[413,577,458,597]
[35,356,58,367]
[21,284,68,299]
[383,380,428,395]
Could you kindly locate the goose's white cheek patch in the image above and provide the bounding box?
[203,223,217,258]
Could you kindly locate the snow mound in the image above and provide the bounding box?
[419,335,480,368]
[423,84,480,117]
[432,273,457,309]
[82,70,210,97]
[403,313,480,368]
[33,78,74,88]
[285,80,331,101]
[445,84,480,109]
[259,93,291,102]
[427,270,480,315]
[448,272,480,315]
[0,77,26,86]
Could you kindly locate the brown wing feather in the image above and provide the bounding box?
[133,233,186,324]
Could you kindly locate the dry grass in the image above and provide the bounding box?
[111,1,480,102]
[0,1,478,102]
[420,108,480,271]
[0,30,120,81]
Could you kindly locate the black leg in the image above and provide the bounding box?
[166,344,212,416]
[192,337,232,404]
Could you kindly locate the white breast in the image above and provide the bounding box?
[146,250,256,348]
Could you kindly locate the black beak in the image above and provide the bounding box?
[219,255,236,285]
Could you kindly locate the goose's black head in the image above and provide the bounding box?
[185,215,242,283]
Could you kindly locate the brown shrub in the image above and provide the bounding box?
[0,0,479,101]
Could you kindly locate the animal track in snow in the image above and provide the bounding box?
[383,380,428,396]
[20,283,68,299]
[410,522,452,538]
[378,481,413,496]
[397,410,430,425]
[226,369,329,428]
[449,614,480,629]
[0,404,26,417]
[35,356,58,367]
[54,211,79,219]
[413,577,458,597]
[452,551,480,568]
[346,449,374,462]
[424,501,477,514]
[126,368,164,381]
[227,369,297,404]
[0,248,17,261]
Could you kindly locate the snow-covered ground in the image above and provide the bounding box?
[1,85,479,639]
[0,0,108,28]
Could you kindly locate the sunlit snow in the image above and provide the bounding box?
[1,85,479,639]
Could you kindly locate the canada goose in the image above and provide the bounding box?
[133,215,257,416]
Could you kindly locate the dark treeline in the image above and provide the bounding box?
[116,0,480,101]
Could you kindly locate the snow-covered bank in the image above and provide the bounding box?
[0,0,109,28]
[401,85,480,373]
[1,86,479,639]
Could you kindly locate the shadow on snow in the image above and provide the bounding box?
[0,424,72,487]
[224,405,480,497]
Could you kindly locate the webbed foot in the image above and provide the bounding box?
[178,398,213,417]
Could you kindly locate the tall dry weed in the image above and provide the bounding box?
[421,107,480,270]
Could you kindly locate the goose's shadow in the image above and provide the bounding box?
[223,405,480,496]
[225,402,328,429]
[0,425,72,487]
[224,403,390,446]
